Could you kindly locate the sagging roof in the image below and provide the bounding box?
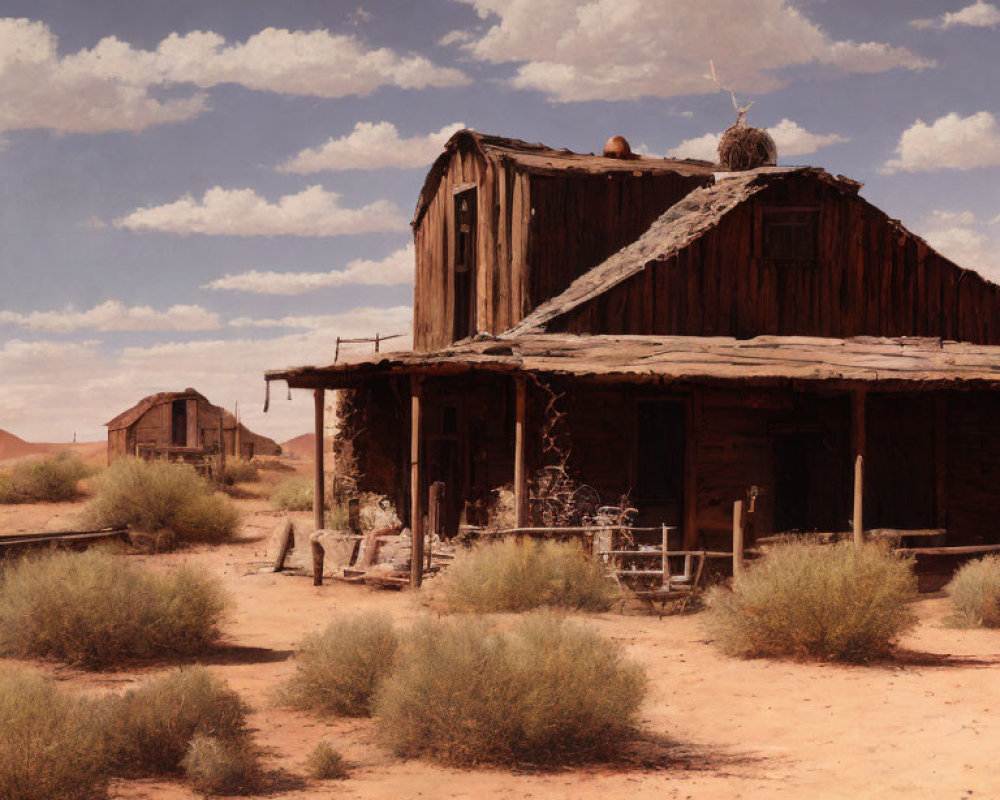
[413,129,717,228]
[508,167,863,335]
[106,388,204,430]
[266,332,1000,391]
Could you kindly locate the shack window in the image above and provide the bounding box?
[452,188,477,341]
[760,209,818,264]
[635,401,685,503]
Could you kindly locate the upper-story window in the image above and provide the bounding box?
[759,208,819,266]
[453,188,477,341]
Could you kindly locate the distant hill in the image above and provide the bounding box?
[0,428,106,466]
[281,433,315,460]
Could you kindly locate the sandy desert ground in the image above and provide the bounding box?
[2,457,1000,800]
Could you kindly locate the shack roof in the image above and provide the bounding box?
[266,332,1000,391]
[106,388,205,430]
[413,129,717,227]
[508,167,863,335]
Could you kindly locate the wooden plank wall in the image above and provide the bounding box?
[413,144,712,351]
[526,173,710,315]
[554,176,1000,344]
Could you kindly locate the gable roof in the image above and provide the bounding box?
[413,129,717,228]
[507,167,863,335]
[266,331,1000,391]
[106,389,205,430]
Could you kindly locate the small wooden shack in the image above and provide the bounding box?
[266,129,1000,560]
[106,389,281,464]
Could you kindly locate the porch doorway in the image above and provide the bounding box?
[634,400,685,528]
[770,396,850,533]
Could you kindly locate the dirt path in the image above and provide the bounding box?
[6,495,1000,799]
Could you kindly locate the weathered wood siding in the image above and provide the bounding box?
[552,176,1000,344]
[413,144,711,351]
[525,173,710,315]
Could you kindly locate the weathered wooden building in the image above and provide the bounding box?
[267,129,1000,556]
[106,389,281,464]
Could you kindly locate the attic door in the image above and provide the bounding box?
[452,188,477,341]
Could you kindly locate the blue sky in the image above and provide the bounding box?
[0,0,998,442]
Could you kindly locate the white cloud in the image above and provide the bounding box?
[0,300,220,332]
[883,111,1000,173]
[918,211,1000,281]
[278,121,465,173]
[0,18,467,134]
[204,244,414,294]
[228,305,413,331]
[113,185,408,237]
[449,0,931,102]
[666,119,849,161]
[0,305,413,443]
[912,1,1000,29]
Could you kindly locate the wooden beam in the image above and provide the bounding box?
[514,377,529,528]
[732,500,745,577]
[410,378,424,588]
[853,455,864,546]
[428,481,445,571]
[313,389,325,533]
[935,393,948,529]
[851,389,866,546]
[683,389,701,550]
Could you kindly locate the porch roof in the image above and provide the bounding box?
[266,332,1000,391]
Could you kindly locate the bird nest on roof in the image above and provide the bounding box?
[718,122,777,171]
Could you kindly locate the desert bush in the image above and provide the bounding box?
[181,734,260,795]
[305,740,348,780]
[0,668,109,800]
[282,612,398,717]
[374,614,646,766]
[0,549,228,667]
[104,667,249,775]
[947,556,1000,627]
[0,452,90,504]
[223,459,259,484]
[434,538,620,613]
[705,541,918,662]
[88,457,239,543]
[270,477,313,511]
[359,492,402,531]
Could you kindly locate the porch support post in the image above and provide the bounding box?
[313,389,325,533]
[410,377,424,588]
[935,393,948,529]
[514,376,529,528]
[851,388,866,546]
[683,389,701,550]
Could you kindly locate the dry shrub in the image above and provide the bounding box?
[947,556,1000,627]
[0,668,109,800]
[181,734,260,795]
[88,457,239,543]
[223,459,259,484]
[105,667,250,775]
[718,123,777,170]
[305,741,348,780]
[282,612,398,717]
[434,538,620,613]
[705,541,917,662]
[270,477,313,511]
[0,549,228,668]
[374,614,646,766]
[0,452,91,504]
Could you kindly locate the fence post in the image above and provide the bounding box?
[733,500,745,578]
[428,481,445,571]
[853,454,864,546]
[661,524,670,588]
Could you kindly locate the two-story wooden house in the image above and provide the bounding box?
[267,129,1000,557]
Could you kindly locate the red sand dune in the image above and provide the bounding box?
[280,433,315,460]
[0,428,106,467]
